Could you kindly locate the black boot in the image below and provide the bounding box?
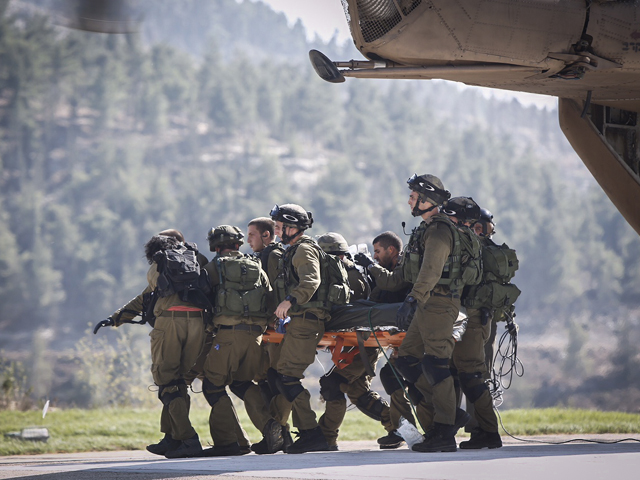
[146,434,180,456]
[199,442,243,457]
[282,425,293,453]
[459,428,502,449]
[454,408,471,432]
[377,431,404,450]
[411,423,457,453]
[286,426,330,454]
[251,419,285,454]
[164,434,203,458]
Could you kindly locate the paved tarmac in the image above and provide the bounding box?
[1,435,639,480]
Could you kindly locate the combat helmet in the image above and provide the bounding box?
[442,197,481,225]
[207,225,244,251]
[270,204,313,229]
[316,232,349,256]
[407,173,451,217]
[474,207,496,237]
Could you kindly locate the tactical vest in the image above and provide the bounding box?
[401,216,483,293]
[275,237,351,313]
[214,254,269,318]
[462,237,521,310]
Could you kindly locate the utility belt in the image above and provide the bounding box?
[165,306,203,317]
[431,291,460,300]
[291,311,323,321]
[216,323,264,333]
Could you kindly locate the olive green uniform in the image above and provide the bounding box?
[398,215,460,428]
[368,262,417,432]
[112,264,204,442]
[271,236,328,431]
[451,307,498,432]
[318,262,392,447]
[201,251,272,447]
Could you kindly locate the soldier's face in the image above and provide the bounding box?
[408,191,420,210]
[373,242,395,270]
[274,221,284,240]
[247,224,266,252]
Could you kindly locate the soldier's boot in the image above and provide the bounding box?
[164,434,203,458]
[199,442,243,457]
[282,425,294,453]
[377,431,404,450]
[411,423,457,453]
[286,426,330,454]
[251,419,285,455]
[146,434,180,456]
[454,408,472,433]
[459,428,503,450]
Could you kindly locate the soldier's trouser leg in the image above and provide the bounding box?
[484,318,499,380]
[202,378,240,446]
[380,360,417,430]
[203,328,269,444]
[272,315,325,430]
[157,382,194,440]
[453,311,498,432]
[404,296,459,426]
[318,370,348,447]
[150,313,204,441]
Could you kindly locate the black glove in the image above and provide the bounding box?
[354,252,373,269]
[396,296,417,331]
[93,318,114,334]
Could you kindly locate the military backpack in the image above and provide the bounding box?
[214,254,269,318]
[276,237,351,313]
[462,238,521,311]
[152,242,213,320]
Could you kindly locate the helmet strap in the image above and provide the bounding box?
[281,226,302,245]
[412,201,438,218]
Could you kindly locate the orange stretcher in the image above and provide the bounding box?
[262,327,405,370]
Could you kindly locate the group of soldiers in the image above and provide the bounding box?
[102,172,510,458]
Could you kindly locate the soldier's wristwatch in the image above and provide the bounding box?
[284,294,297,305]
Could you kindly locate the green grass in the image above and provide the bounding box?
[1,407,639,456]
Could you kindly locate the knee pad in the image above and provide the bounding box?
[395,355,422,384]
[258,379,275,405]
[380,362,404,395]
[459,371,488,403]
[355,391,389,421]
[266,368,280,397]
[421,355,452,386]
[319,370,347,402]
[406,382,423,404]
[202,377,229,407]
[276,373,305,402]
[158,379,186,406]
[229,380,252,400]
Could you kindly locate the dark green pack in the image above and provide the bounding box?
[277,237,351,312]
[152,243,213,320]
[214,254,269,317]
[462,238,520,310]
[482,242,519,283]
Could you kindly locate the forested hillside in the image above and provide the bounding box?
[1,1,639,410]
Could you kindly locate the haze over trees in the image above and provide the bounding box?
[0,0,639,411]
